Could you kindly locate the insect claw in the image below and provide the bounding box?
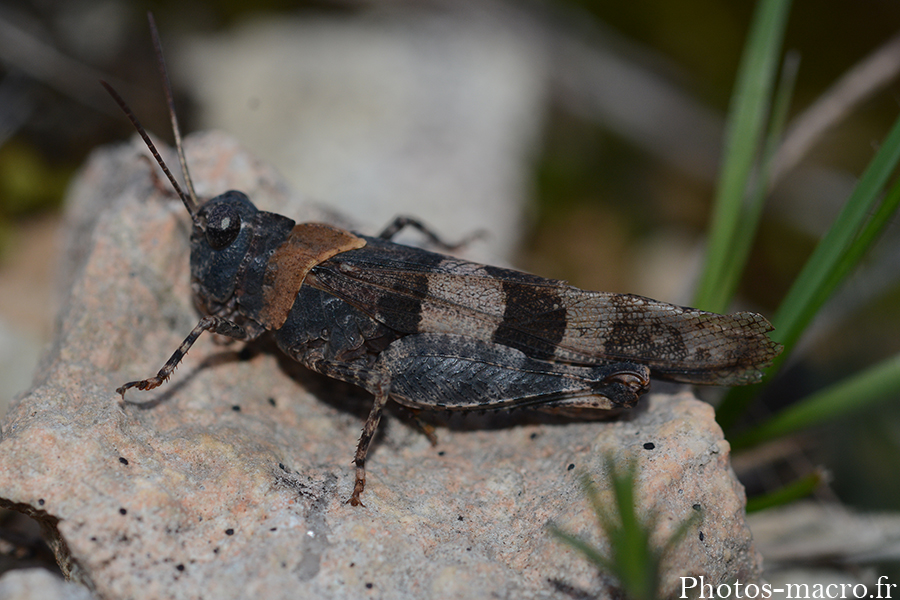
[348,479,367,507]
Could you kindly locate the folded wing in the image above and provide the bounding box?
[309,238,782,386]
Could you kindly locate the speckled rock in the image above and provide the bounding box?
[0,568,94,600]
[0,134,761,599]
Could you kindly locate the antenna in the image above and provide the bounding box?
[147,12,201,213]
[100,81,199,222]
[99,13,200,222]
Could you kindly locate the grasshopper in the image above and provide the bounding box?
[107,16,782,506]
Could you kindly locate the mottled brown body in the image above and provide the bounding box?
[108,16,782,506]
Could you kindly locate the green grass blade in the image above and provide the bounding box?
[717,126,900,431]
[547,525,615,573]
[605,459,658,600]
[745,470,826,512]
[809,174,900,325]
[730,352,900,449]
[715,52,800,309]
[551,458,703,600]
[769,114,900,359]
[693,0,793,313]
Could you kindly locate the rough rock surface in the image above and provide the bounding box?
[0,135,761,599]
[0,568,94,600]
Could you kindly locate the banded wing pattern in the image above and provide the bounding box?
[309,237,782,386]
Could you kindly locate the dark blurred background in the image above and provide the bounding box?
[1,0,899,536]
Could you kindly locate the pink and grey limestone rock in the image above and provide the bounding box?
[0,133,761,599]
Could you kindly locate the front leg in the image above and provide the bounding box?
[117,315,249,399]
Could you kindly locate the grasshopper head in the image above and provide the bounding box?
[102,19,293,320]
[189,191,260,305]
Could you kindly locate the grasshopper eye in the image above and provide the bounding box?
[204,202,242,250]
